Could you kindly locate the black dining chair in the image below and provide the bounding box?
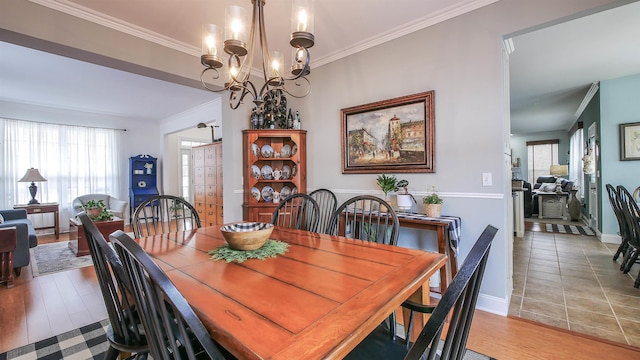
[616,186,640,286]
[328,195,399,245]
[606,184,631,261]
[132,195,201,238]
[327,195,400,338]
[77,212,149,360]
[271,193,320,232]
[309,188,338,234]
[344,225,498,360]
[110,230,234,359]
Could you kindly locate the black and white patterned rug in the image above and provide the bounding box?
[0,320,109,359]
[545,223,596,236]
[0,319,496,360]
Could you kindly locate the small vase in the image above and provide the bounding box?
[425,203,442,218]
[396,194,413,212]
[88,208,101,217]
[568,189,581,221]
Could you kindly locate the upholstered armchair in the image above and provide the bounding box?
[73,194,128,219]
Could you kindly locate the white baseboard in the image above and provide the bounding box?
[600,233,622,244]
[476,293,508,316]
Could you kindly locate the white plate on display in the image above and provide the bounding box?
[261,165,273,180]
[251,143,260,157]
[261,144,274,158]
[281,144,291,158]
[281,186,291,199]
[292,144,298,156]
[251,165,260,179]
[261,186,274,202]
[292,186,298,194]
[291,164,297,178]
[281,165,291,180]
[251,187,261,201]
[137,180,147,188]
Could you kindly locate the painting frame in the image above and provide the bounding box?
[341,90,435,174]
[619,122,640,161]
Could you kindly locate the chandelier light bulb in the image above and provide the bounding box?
[297,9,307,32]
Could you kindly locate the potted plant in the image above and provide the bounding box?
[422,185,443,217]
[396,179,417,212]
[376,174,399,201]
[82,199,114,221]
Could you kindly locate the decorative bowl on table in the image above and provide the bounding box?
[220,222,274,251]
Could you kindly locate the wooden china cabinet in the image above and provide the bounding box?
[242,130,306,223]
[193,142,224,227]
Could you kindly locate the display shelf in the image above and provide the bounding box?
[242,130,306,221]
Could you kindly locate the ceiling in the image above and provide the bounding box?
[1,0,640,131]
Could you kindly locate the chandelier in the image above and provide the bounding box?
[200,0,315,110]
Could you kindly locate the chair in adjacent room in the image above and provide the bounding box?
[77,212,149,360]
[344,225,498,360]
[271,193,320,232]
[616,186,640,287]
[73,194,128,219]
[309,188,338,234]
[132,195,201,238]
[110,230,232,359]
[606,184,630,261]
[328,195,399,245]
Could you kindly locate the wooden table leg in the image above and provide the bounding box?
[401,283,432,342]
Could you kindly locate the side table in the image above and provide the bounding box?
[0,227,17,288]
[13,203,59,239]
[536,192,567,220]
[69,217,124,256]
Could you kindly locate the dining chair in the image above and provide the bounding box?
[328,195,399,245]
[132,195,201,238]
[309,188,338,234]
[271,193,320,232]
[606,184,630,261]
[327,195,400,338]
[77,212,149,360]
[110,230,233,359]
[344,225,498,360]
[616,186,640,285]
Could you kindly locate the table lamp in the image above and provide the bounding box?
[549,164,568,194]
[18,168,47,204]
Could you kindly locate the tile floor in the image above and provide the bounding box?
[509,220,640,347]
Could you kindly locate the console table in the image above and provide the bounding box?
[536,192,568,220]
[395,212,461,294]
[13,203,59,239]
[68,217,124,256]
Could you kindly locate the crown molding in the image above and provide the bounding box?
[30,0,497,69]
[313,0,499,68]
[28,0,200,56]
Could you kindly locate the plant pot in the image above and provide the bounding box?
[87,208,101,217]
[397,194,413,212]
[424,203,442,218]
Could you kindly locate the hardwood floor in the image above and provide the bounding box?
[1,231,639,358]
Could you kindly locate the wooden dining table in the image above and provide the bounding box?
[132,225,447,360]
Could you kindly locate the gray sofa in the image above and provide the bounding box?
[0,209,38,275]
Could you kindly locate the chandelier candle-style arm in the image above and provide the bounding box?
[200,0,315,110]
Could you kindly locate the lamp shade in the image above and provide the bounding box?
[549,165,568,177]
[18,168,47,183]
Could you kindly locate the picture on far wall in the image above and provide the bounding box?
[619,121,640,160]
[341,90,435,174]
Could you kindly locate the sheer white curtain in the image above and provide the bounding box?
[569,128,584,198]
[1,118,122,231]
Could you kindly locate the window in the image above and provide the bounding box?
[527,140,559,182]
[1,118,122,231]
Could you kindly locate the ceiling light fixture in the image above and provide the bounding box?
[200,0,315,110]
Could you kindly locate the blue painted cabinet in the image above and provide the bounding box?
[129,154,159,218]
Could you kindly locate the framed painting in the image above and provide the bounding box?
[619,122,640,160]
[341,90,435,174]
